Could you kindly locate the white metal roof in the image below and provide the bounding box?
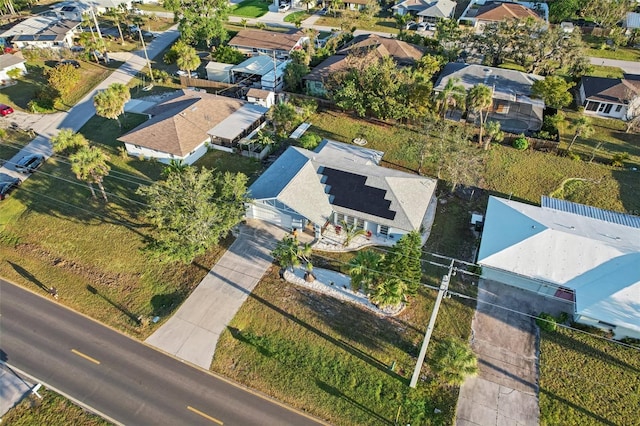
[478,196,640,333]
[207,103,268,140]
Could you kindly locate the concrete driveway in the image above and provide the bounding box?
[145,220,288,369]
[456,280,572,426]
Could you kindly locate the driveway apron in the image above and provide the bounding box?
[145,220,288,369]
[456,280,572,426]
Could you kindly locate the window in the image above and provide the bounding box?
[335,213,345,224]
[356,218,365,229]
[598,103,612,114]
[379,225,389,236]
[615,105,622,112]
[585,101,598,111]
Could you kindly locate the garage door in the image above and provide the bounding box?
[250,204,292,229]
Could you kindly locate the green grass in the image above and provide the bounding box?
[230,0,271,18]
[284,10,311,23]
[0,59,115,112]
[539,327,640,425]
[1,387,110,426]
[137,3,170,12]
[585,65,625,79]
[195,150,263,182]
[0,115,232,338]
[314,14,399,34]
[583,34,640,61]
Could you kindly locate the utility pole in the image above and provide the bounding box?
[409,259,454,388]
[90,7,103,40]
[138,27,154,83]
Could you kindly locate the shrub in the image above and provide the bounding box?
[298,132,322,150]
[567,151,582,161]
[512,134,529,150]
[211,45,245,64]
[611,152,629,167]
[536,312,557,332]
[570,321,613,338]
[619,337,640,348]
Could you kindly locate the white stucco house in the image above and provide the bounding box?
[0,53,27,82]
[118,90,268,164]
[391,0,456,23]
[477,196,640,340]
[0,16,80,49]
[246,140,437,242]
[577,75,640,121]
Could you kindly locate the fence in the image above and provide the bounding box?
[503,133,560,153]
[179,76,234,91]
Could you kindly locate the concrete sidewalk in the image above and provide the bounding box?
[145,220,288,369]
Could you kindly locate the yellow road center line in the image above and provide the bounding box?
[71,349,101,365]
[187,406,223,425]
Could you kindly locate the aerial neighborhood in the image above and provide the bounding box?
[0,0,639,424]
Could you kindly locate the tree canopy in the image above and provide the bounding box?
[46,64,81,104]
[430,337,478,386]
[531,76,575,110]
[93,83,131,128]
[164,0,230,46]
[136,167,249,263]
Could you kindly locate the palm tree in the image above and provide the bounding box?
[70,146,111,202]
[394,13,410,30]
[176,44,201,78]
[467,84,493,150]
[435,77,466,119]
[484,120,504,148]
[162,159,189,177]
[348,250,383,293]
[430,337,478,386]
[105,7,126,45]
[340,220,367,248]
[369,277,408,309]
[93,83,131,128]
[567,116,595,151]
[50,129,89,154]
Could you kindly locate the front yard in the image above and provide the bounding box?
[230,0,271,18]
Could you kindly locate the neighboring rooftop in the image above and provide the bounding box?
[0,53,25,69]
[228,29,306,52]
[0,16,79,39]
[580,74,640,104]
[474,1,542,22]
[391,0,456,18]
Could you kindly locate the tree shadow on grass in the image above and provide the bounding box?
[86,285,140,325]
[540,387,615,426]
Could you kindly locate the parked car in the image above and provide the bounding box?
[318,7,328,15]
[0,177,20,200]
[57,59,81,69]
[278,2,290,12]
[14,154,45,173]
[0,104,14,116]
[405,21,417,30]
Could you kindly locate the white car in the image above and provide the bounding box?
[278,3,290,12]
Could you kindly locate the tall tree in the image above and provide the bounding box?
[93,83,131,128]
[430,338,478,386]
[582,0,634,29]
[176,43,201,78]
[137,167,248,263]
[69,145,111,202]
[268,102,299,136]
[466,84,493,150]
[46,64,81,104]
[567,116,595,150]
[483,120,504,148]
[531,76,575,110]
[105,6,126,45]
[382,231,423,295]
[271,235,313,271]
[50,129,89,154]
[165,0,230,46]
[435,77,466,118]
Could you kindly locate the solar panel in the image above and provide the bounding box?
[61,6,76,11]
[321,168,396,220]
[38,35,57,41]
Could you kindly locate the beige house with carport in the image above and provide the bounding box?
[227,29,308,60]
[118,90,268,164]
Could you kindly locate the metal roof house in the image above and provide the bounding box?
[477,196,640,339]
[246,140,437,243]
[0,16,80,49]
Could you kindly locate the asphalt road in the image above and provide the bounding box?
[0,279,325,426]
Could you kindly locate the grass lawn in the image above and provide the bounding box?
[0,59,115,112]
[138,3,170,12]
[0,129,34,161]
[1,387,109,426]
[585,64,625,79]
[314,14,399,34]
[583,34,640,61]
[284,10,311,23]
[230,0,271,18]
[0,115,234,338]
[539,327,640,425]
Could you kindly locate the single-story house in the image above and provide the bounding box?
[0,53,27,82]
[304,34,425,96]
[477,196,640,340]
[433,62,545,132]
[79,0,134,14]
[50,1,92,21]
[118,90,268,164]
[228,29,309,60]
[0,16,80,49]
[577,74,640,121]
[459,0,547,30]
[246,140,437,241]
[391,0,456,23]
[624,12,640,33]
[246,88,275,108]
[344,0,368,10]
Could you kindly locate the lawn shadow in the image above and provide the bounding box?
[316,379,393,425]
[540,387,615,425]
[86,285,140,325]
[8,262,48,293]
[150,290,185,317]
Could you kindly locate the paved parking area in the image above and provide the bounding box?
[456,280,572,426]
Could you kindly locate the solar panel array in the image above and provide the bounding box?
[321,168,395,220]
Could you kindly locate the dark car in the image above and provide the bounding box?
[57,59,81,69]
[0,104,14,116]
[0,177,20,200]
[15,154,45,173]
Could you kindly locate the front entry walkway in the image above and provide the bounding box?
[456,280,572,425]
[145,220,288,369]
